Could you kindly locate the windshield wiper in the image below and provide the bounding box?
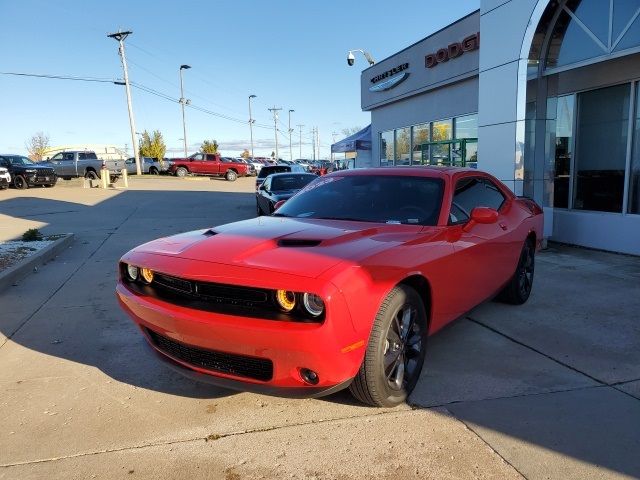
[313,216,369,222]
[271,212,290,217]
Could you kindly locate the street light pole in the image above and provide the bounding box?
[288,109,294,160]
[297,124,304,159]
[179,64,191,158]
[268,106,282,161]
[108,30,141,176]
[248,95,256,160]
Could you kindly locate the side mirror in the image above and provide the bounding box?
[259,184,267,191]
[274,200,286,211]
[463,207,498,232]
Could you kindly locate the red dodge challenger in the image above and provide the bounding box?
[116,167,543,407]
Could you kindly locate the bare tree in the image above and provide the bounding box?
[341,126,362,138]
[25,132,50,161]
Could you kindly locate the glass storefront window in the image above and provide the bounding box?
[629,82,640,214]
[574,83,630,213]
[554,95,574,209]
[454,114,478,167]
[431,120,452,165]
[545,0,640,70]
[395,127,411,165]
[380,130,394,166]
[412,123,429,165]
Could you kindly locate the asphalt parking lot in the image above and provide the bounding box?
[0,176,639,480]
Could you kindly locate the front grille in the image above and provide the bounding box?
[146,328,273,381]
[36,168,54,175]
[122,265,325,323]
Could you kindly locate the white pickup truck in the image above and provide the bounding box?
[45,151,123,182]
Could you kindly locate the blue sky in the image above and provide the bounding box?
[0,0,478,158]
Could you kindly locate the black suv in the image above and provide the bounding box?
[0,154,57,189]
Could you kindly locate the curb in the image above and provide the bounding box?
[0,234,75,292]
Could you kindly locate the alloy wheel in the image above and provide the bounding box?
[383,305,424,391]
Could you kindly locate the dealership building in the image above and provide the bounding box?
[359,0,640,255]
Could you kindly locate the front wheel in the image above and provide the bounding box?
[225,170,238,182]
[85,170,99,180]
[349,285,428,407]
[149,167,159,175]
[14,175,28,189]
[498,239,535,305]
[175,167,188,177]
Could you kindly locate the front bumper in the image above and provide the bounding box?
[116,271,366,396]
[26,173,57,186]
[0,176,9,187]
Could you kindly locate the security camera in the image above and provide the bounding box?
[347,51,355,66]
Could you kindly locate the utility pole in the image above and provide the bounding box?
[108,30,141,175]
[331,132,338,161]
[310,127,316,161]
[248,95,257,160]
[179,64,191,158]
[316,127,320,160]
[268,107,282,161]
[297,124,304,159]
[288,109,295,160]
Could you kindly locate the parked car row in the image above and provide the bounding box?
[124,157,173,175]
[168,153,251,181]
[0,154,57,189]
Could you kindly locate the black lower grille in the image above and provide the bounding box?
[146,328,273,381]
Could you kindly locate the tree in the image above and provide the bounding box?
[341,126,362,137]
[241,149,250,159]
[201,140,219,154]
[138,130,167,167]
[25,132,50,161]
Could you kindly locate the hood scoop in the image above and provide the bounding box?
[277,239,322,248]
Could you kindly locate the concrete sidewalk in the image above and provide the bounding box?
[0,178,638,479]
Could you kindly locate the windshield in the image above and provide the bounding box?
[275,174,444,226]
[258,166,290,178]
[270,174,316,191]
[6,156,35,166]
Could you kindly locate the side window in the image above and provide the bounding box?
[78,153,87,160]
[51,153,63,161]
[450,177,506,224]
[192,154,204,161]
[63,153,75,161]
[0,157,8,168]
[263,178,271,191]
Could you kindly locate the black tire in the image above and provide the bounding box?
[149,167,159,175]
[225,170,238,182]
[14,175,28,189]
[0,185,8,190]
[85,170,99,180]
[498,238,535,305]
[349,285,428,407]
[110,175,119,184]
[175,167,188,177]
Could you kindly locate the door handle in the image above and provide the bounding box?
[499,222,508,231]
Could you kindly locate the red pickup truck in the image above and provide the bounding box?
[169,153,248,181]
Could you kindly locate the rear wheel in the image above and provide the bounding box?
[498,239,535,305]
[14,175,28,189]
[85,170,98,180]
[225,170,238,182]
[175,167,188,177]
[149,167,159,175]
[349,285,428,407]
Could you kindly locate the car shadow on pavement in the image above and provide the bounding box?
[0,189,257,400]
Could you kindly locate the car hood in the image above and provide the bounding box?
[133,216,443,278]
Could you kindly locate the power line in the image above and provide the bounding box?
[0,71,116,83]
